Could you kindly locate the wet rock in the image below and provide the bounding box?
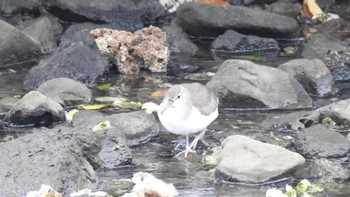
[302,33,347,59]
[0,128,99,196]
[211,30,280,57]
[311,158,350,181]
[176,2,298,38]
[23,26,110,90]
[21,16,58,54]
[206,59,313,109]
[0,19,40,67]
[215,135,305,183]
[71,110,159,147]
[1,0,42,17]
[278,59,337,97]
[264,1,302,18]
[90,26,170,74]
[61,22,127,43]
[302,98,350,128]
[163,21,199,56]
[323,50,350,81]
[3,91,65,128]
[71,110,158,169]
[0,97,20,113]
[301,33,350,81]
[98,142,132,169]
[167,62,199,76]
[294,124,350,158]
[261,111,310,133]
[45,0,166,31]
[37,78,92,106]
[160,0,191,13]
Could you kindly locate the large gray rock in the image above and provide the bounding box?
[207,59,313,109]
[3,91,65,128]
[0,128,99,196]
[45,0,166,31]
[37,77,92,106]
[215,135,305,183]
[22,16,58,54]
[211,30,280,57]
[0,20,40,67]
[278,59,336,97]
[295,124,350,158]
[176,2,298,38]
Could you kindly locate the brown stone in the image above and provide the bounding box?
[90,26,169,74]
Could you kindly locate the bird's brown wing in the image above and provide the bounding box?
[182,83,219,116]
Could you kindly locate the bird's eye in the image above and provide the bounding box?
[177,95,181,99]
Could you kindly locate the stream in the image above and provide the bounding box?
[1,2,350,196]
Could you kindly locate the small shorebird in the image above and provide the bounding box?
[158,83,219,158]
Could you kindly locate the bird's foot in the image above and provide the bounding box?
[175,148,196,158]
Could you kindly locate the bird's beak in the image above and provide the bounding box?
[160,99,172,115]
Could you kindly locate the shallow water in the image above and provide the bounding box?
[1,41,350,197]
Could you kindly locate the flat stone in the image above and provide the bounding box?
[215,135,305,183]
[176,2,298,37]
[211,30,280,57]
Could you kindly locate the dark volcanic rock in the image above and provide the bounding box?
[278,59,337,97]
[0,128,100,196]
[23,24,110,91]
[21,16,58,54]
[176,2,298,38]
[295,124,350,158]
[46,0,166,31]
[0,20,40,67]
[3,91,65,128]
[211,30,280,56]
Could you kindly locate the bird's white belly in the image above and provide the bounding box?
[158,106,218,136]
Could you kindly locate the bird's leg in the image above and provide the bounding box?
[187,128,207,153]
[184,134,190,158]
[175,135,191,158]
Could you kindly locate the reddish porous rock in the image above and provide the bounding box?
[90,26,169,74]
